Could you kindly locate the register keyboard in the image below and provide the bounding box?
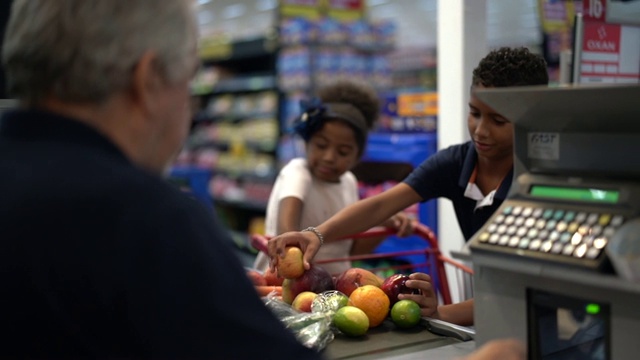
[474,200,628,271]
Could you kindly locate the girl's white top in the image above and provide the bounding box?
[253,158,358,275]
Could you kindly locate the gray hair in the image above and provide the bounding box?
[2,0,198,105]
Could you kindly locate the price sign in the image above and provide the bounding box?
[583,0,607,21]
[579,21,640,83]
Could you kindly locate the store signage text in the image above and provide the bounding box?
[586,39,616,52]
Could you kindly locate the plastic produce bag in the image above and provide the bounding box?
[263,292,335,351]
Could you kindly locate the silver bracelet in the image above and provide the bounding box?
[302,226,324,247]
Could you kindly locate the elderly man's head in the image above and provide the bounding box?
[2,0,199,173]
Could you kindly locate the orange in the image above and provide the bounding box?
[348,285,390,328]
[390,299,421,328]
[333,306,369,337]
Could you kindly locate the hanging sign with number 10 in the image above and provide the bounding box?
[583,0,606,21]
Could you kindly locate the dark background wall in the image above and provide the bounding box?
[0,0,13,99]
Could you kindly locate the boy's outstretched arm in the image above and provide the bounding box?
[269,183,422,269]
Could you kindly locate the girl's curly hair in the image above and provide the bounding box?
[472,47,549,87]
[295,80,380,156]
[316,79,380,130]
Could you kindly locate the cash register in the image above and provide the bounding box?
[469,85,640,360]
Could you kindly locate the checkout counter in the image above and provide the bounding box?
[325,319,475,359]
[469,84,640,359]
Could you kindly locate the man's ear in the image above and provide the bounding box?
[130,51,161,117]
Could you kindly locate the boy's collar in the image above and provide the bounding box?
[458,141,513,200]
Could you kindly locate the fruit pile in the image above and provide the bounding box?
[245,246,424,340]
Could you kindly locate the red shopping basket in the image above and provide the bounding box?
[250,223,473,305]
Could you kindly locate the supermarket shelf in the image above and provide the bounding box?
[193,111,277,123]
[192,74,278,96]
[191,140,277,153]
[200,36,278,63]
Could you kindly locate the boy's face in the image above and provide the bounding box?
[306,120,359,183]
[467,85,514,162]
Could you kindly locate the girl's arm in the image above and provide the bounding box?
[318,183,422,244]
[276,197,304,235]
[268,183,423,270]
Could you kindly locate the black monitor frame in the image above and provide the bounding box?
[527,288,611,360]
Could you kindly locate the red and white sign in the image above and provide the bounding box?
[582,0,607,21]
[579,21,640,83]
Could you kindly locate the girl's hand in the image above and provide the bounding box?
[267,231,320,272]
[397,272,439,318]
[387,212,414,237]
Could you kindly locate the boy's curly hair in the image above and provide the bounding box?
[472,47,549,87]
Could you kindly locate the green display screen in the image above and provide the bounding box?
[530,185,620,203]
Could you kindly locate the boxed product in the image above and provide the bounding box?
[280,17,316,45]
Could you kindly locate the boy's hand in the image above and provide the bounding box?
[267,231,320,272]
[398,272,439,318]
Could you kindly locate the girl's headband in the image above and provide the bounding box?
[292,98,367,141]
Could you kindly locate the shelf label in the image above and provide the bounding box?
[280,0,364,21]
[199,37,232,61]
[280,0,322,20]
[397,93,438,117]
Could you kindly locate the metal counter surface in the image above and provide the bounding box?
[323,319,475,359]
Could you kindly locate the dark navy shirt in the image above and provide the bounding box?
[0,109,322,359]
[404,141,513,241]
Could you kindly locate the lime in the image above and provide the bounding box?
[390,299,421,328]
[333,306,369,337]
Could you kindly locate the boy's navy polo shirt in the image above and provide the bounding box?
[404,141,513,241]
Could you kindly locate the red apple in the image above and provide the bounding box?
[291,291,318,312]
[282,265,335,304]
[334,268,383,297]
[381,274,419,306]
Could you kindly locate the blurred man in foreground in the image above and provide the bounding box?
[0,1,321,358]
